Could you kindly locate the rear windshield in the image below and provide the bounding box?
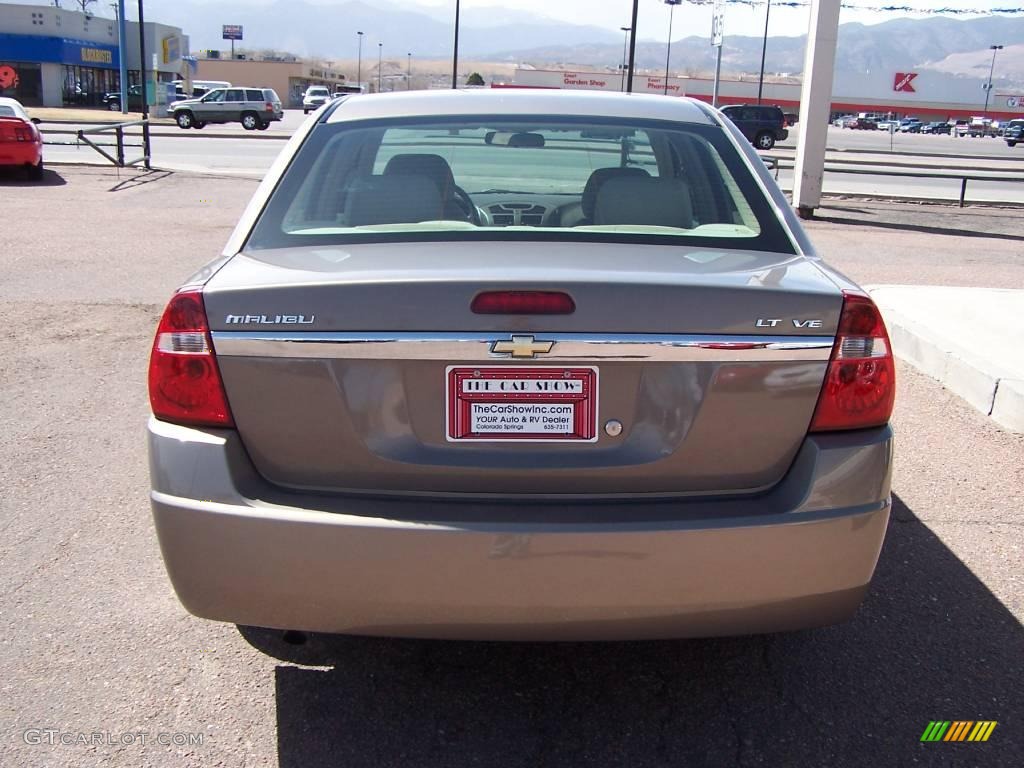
[247,115,793,253]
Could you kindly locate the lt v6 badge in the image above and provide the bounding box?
[756,318,824,329]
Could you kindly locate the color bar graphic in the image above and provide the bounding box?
[921,721,997,742]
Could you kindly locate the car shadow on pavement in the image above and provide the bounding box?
[241,493,1022,767]
[0,167,66,186]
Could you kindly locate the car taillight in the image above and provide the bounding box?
[810,291,895,432]
[471,291,575,315]
[265,102,274,112]
[148,288,233,427]
[14,125,30,141]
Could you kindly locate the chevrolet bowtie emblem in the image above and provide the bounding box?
[491,335,555,358]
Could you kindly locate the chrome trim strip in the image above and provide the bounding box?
[212,332,835,362]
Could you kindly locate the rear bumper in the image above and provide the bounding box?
[149,418,893,640]
[0,141,41,167]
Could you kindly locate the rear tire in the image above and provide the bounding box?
[1009,141,1017,147]
[241,112,260,131]
[754,131,776,150]
[107,101,120,111]
[175,111,194,129]
[27,160,44,181]
[192,121,206,129]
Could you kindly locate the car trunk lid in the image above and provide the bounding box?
[204,241,842,496]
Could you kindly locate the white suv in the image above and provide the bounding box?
[303,86,332,114]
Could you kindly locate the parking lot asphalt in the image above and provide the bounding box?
[1,166,1021,767]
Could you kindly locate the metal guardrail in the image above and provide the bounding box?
[75,119,150,169]
[771,160,1022,207]
[35,118,150,169]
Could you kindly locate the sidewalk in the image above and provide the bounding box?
[868,286,1024,432]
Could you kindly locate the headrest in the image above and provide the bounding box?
[344,175,443,226]
[593,177,694,230]
[581,166,650,219]
[383,153,456,194]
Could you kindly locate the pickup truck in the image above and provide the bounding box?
[966,117,1000,138]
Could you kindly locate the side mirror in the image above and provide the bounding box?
[31,117,42,125]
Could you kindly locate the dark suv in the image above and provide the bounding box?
[720,104,789,150]
[1004,119,1024,147]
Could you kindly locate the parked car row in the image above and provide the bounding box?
[835,113,1017,141]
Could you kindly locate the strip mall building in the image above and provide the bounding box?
[0,2,188,108]
[501,68,1023,121]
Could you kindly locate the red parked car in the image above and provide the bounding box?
[0,97,43,180]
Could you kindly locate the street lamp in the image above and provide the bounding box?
[663,0,682,95]
[983,44,1004,119]
[452,0,461,89]
[407,52,412,90]
[356,31,363,91]
[377,42,382,93]
[619,26,631,92]
[757,0,772,105]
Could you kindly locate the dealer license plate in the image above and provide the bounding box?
[446,366,598,442]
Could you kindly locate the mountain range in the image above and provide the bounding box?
[508,15,1024,85]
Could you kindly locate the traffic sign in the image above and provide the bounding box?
[711,0,724,47]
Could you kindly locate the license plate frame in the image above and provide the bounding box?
[446,366,598,442]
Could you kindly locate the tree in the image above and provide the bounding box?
[465,72,485,86]
[74,0,97,14]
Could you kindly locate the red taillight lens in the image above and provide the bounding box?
[265,102,274,112]
[148,289,234,427]
[471,291,575,315]
[810,291,895,432]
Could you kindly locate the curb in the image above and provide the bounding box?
[866,289,1024,433]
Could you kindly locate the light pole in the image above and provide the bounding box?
[356,31,363,91]
[983,44,1003,119]
[626,0,639,94]
[757,0,771,105]
[113,0,127,114]
[377,42,382,93]
[407,52,412,90]
[619,26,631,92]
[137,0,150,169]
[663,0,681,95]
[452,0,461,89]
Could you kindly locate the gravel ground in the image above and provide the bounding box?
[805,201,1024,288]
[0,166,1020,767]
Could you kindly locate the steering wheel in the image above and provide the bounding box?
[452,185,481,226]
